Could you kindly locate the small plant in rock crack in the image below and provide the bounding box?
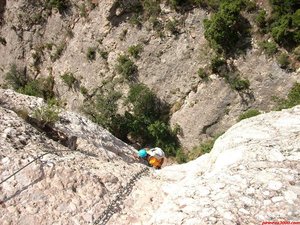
[87,47,96,61]
[115,54,137,80]
[198,67,209,81]
[33,99,61,126]
[238,109,261,121]
[60,72,78,90]
[128,44,143,59]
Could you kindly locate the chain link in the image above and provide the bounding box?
[93,167,150,225]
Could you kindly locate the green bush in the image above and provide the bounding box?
[204,0,248,54]
[259,41,278,56]
[51,42,66,62]
[197,68,209,80]
[80,86,88,96]
[192,0,220,11]
[188,136,219,161]
[268,1,300,48]
[238,109,261,121]
[33,99,60,126]
[20,80,44,97]
[175,148,188,164]
[143,0,161,19]
[5,64,28,90]
[293,46,300,60]
[20,76,55,100]
[129,14,143,27]
[276,82,300,110]
[165,19,179,35]
[87,47,96,61]
[99,50,108,60]
[210,56,227,74]
[242,0,257,12]
[231,77,250,91]
[255,10,267,28]
[46,0,69,14]
[79,3,87,18]
[5,64,55,100]
[60,72,77,89]
[127,83,160,118]
[277,52,290,69]
[115,55,137,80]
[83,82,180,157]
[128,44,143,59]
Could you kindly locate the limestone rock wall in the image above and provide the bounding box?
[0,89,299,225]
[0,89,147,225]
[0,0,299,149]
[110,105,300,225]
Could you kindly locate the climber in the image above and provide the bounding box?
[137,147,165,169]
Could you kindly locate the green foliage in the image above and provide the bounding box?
[230,77,250,91]
[128,44,143,59]
[258,40,278,56]
[33,99,60,125]
[20,76,55,100]
[204,0,249,55]
[293,46,300,60]
[79,3,88,18]
[268,0,300,48]
[84,90,122,128]
[191,0,220,11]
[210,58,250,91]
[99,50,108,60]
[51,42,66,62]
[167,0,185,8]
[87,47,96,61]
[147,120,178,156]
[127,83,160,118]
[242,0,257,12]
[276,82,300,110]
[210,56,227,74]
[277,52,290,69]
[83,83,180,157]
[143,0,161,19]
[0,37,6,46]
[80,86,88,96]
[115,55,137,80]
[255,10,267,28]
[165,19,179,35]
[129,14,143,27]
[46,0,69,14]
[60,72,77,89]
[238,109,261,121]
[4,63,54,98]
[175,148,188,164]
[188,135,220,161]
[32,49,43,69]
[197,67,208,80]
[5,64,28,90]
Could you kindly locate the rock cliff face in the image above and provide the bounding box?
[0,89,299,225]
[0,89,147,225]
[0,0,298,149]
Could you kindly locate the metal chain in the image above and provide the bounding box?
[93,167,150,225]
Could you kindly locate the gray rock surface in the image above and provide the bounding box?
[0,0,299,149]
[0,89,300,225]
[109,106,300,225]
[0,89,147,225]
